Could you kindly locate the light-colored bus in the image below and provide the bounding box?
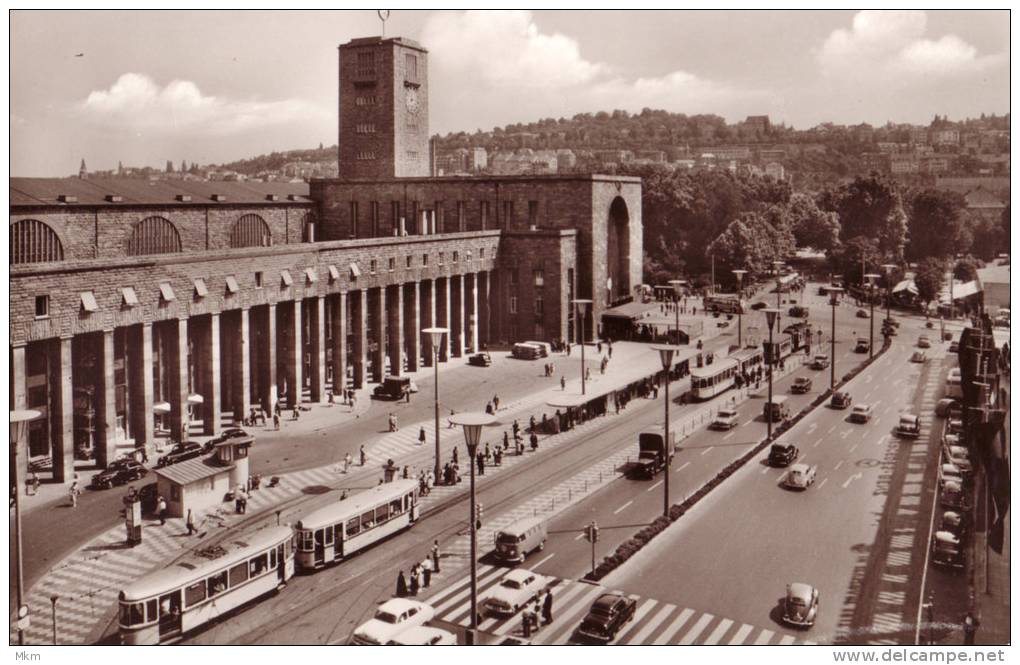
[119,525,294,645]
[691,358,739,399]
[704,294,744,314]
[493,515,548,563]
[763,395,791,422]
[294,479,419,570]
[945,368,963,399]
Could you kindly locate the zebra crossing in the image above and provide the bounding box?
[420,564,813,645]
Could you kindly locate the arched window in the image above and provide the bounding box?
[127,217,182,256]
[230,214,272,248]
[10,219,64,265]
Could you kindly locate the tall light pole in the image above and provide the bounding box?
[764,309,779,441]
[733,270,747,347]
[668,279,684,344]
[865,273,880,360]
[422,327,448,482]
[826,287,843,390]
[773,260,785,332]
[11,409,42,646]
[652,345,678,517]
[449,411,496,646]
[573,299,592,395]
[881,263,897,332]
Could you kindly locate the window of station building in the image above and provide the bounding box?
[509,296,518,314]
[357,151,376,160]
[406,119,419,132]
[10,219,64,265]
[355,123,377,134]
[452,251,459,263]
[370,259,377,274]
[438,252,444,266]
[435,202,444,232]
[480,247,486,258]
[533,269,544,287]
[528,200,539,226]
[457,201,466,232]
[509,268,519,285]
[34,295,49,319]
[388,257,396,271]
[350,201,359,239]
[126,216,182,257]
[404,53,418,83]
[356,51,375,77]
[255,271,264,289]
[406,255,413,268]
[406,151,419,160]
[479,201,490,230]
[230,214,272,248]
[502,201,514,230]
[535,296,544,315]
[371,202,380,237]
[355,95,378,106]
[391,201,401,234]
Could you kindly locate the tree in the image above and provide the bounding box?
[906,189,968,260]
[830,236,881,288]
[953,257,979,282]
[707,212,794,286]
[180,160,187,173]
[968,216,1006,261]
[820,173,907,259]
[782,193,841,252]
[165,160,174,173]
[914,257,949,313]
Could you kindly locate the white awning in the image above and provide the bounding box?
[121,287,139,307]
[153,402,171,414]
[280,269,293,286]
[80,291,98,312]
[304,267,318,284]
[225,275,239,293]
[892,279,918,295]
[349,262,362,278]
[328,265,340,282]
[187,394,204,405]
[159,282,176,302]
[193,278,208,297]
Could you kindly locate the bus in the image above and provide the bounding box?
[704,294,743,314]
[294,479,419,571]
[118,525,294,645]
[945,368,963,399]
[691,358,739,399]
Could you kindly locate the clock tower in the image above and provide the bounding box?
[338,36,429,179]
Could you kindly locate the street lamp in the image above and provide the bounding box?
[732,270,747,347]
[11,409,42,646]
[865,273,880,360]
[651,345,678,517]
[449,411,496,646]
[422,327,449,483]
[773,261,785,331]
[668,279,684,344]
[572,299,593,395]
[826,287,843,390]
[881,264,897,331]
[764,309,779,441]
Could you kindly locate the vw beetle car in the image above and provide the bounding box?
[782,582,819,628]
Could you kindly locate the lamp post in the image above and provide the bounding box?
[573,299,592,395]
[826,287,843,390]
[11,409,42,646]
[773,261,785,331]
[651,345,678,517]
[50,595,58,645]
[422,327,449,482]
[733,270,747,347]
[764,309,779,441]
[668,279,684,344]
[865,273,880,359]
[449,412,496,646]
[881,264,897,330]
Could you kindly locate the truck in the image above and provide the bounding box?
[634,426,675,478]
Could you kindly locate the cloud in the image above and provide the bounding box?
[819,10,1002,78]
[423,10,765,125]
[79,73,327,134]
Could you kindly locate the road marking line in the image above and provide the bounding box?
[729,623,755,645]
[532,553,555,568]
[827,424,837,434]
[723,431,735,440]
[700,447,714,456]
[834,460,844,471]
[842,472,862,489]
[703,618,734,645]
[779,635,797,645]
[574,532,585,541]
[549,586,607,644]
[677,613,715,644]
[613,500,633,515]
[653,608,694,645]
[629,603,676,645]
[807,422,817,433]
[611,599,657,644]
[818,478,828,489]
[849,443,858,452]
[754,628,775,645]
[676,462,690,473]
[647,480,664,492]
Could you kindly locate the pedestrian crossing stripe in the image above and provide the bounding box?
[421,564,810,645]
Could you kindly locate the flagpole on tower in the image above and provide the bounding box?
[378,10,390,37]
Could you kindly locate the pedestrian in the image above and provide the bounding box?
[186,509,196,535]
[503,431,510,449]
[327,392,334,407]
[532,602,542,632]
[157,495,167,525]
[529,415,537,432]
[360,444,367,466]
[402,465,410,480]
[561,376,566,391]
[608,342,613,359]
[542,589,553,624]
[274,401,282,417]
[69,481,79,508]
[350,393,358,415]
[452,446,459,465]
[484,442,491,461]
[421,557,432,588]
[485,402,493,415]
[293,406,300,421]
[597,341,603,354]
[344,452,352,473]
[493,394,500,411]
[406,389,411,404]
[494,447,502,466]
[477,452,485,476]
[432,541,441,573]
[409,567,420,596]
[566,342,571,356]
[419,426,426,446]
[586,368,592,382]
[273,412,281,430]
[530,431,539,451]
[963,612,980,645]
[140,447,149,464]
[396,570,408,598]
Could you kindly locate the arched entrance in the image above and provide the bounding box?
[606,197,631,304]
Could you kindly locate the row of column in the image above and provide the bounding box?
[10,272,491,480]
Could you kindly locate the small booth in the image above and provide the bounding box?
[151,435,254,518]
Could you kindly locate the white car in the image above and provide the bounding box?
[812,354,830,370]
[386,626,457,646]
[940,463,964,487]
[784,463,817,490]
[482,568,549,616]
[712,408,740,430]
[946,446,972,473]
[850,404,873,423]
[351,599,435,645]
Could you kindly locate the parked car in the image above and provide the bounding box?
[911,351,927,363]
[386,627,457,646]
[204,428,250,452]
[940,480,967,510]
[850,404,873,423]
[855,309,869,319]
[788,306,809,318]
[482,569,549,616]
[949,340,960,353]
[782,582,819,628]
[918,335,932,348]
[350,599,435,645]
[784,463,817,490]
[91,459,148,489]
[940,510,966,538]
[468,352,492,367]
[791,377,812,394]
[940,463,964,488]
[811,354,830,370]
[947,417,964,436]
[768,442,799,467]
[711,407,740,430]
[854,339,870,353]
[750,301,768,311]
[577,592,637,642]
[830,391,853,409]
[156,441,204,468]
[931,531,964,569]
[896,414,921,438]
[883,318,901,328]
[945,446,972,474]
[882,324,898,337]
[373,375,412,400]
[935,399,960,418]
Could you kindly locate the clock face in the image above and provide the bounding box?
[405,88,419,114]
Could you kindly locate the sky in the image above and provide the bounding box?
[9,9,1011,177]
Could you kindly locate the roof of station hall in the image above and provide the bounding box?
[9,177,313,207]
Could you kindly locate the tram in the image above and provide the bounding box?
[691,358,740,399]
[294,479,419,570]
[118,525,294,645]
[732,347,764,375]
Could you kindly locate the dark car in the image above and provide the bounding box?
[883,317,900,328]
[830,391,852,409]
[856,309,869,319]
[468,352,492,367]
[788,306,809,318]
[768,442,799,467]
[854,339,870,353]
[157,441,204,468]
[91,459,148,489]
[373,375,412,400]
[577,592,637,642]
[791,377,812,394]
[949,340,960,353]
[750,301,768,311]
[203,427,251,452]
